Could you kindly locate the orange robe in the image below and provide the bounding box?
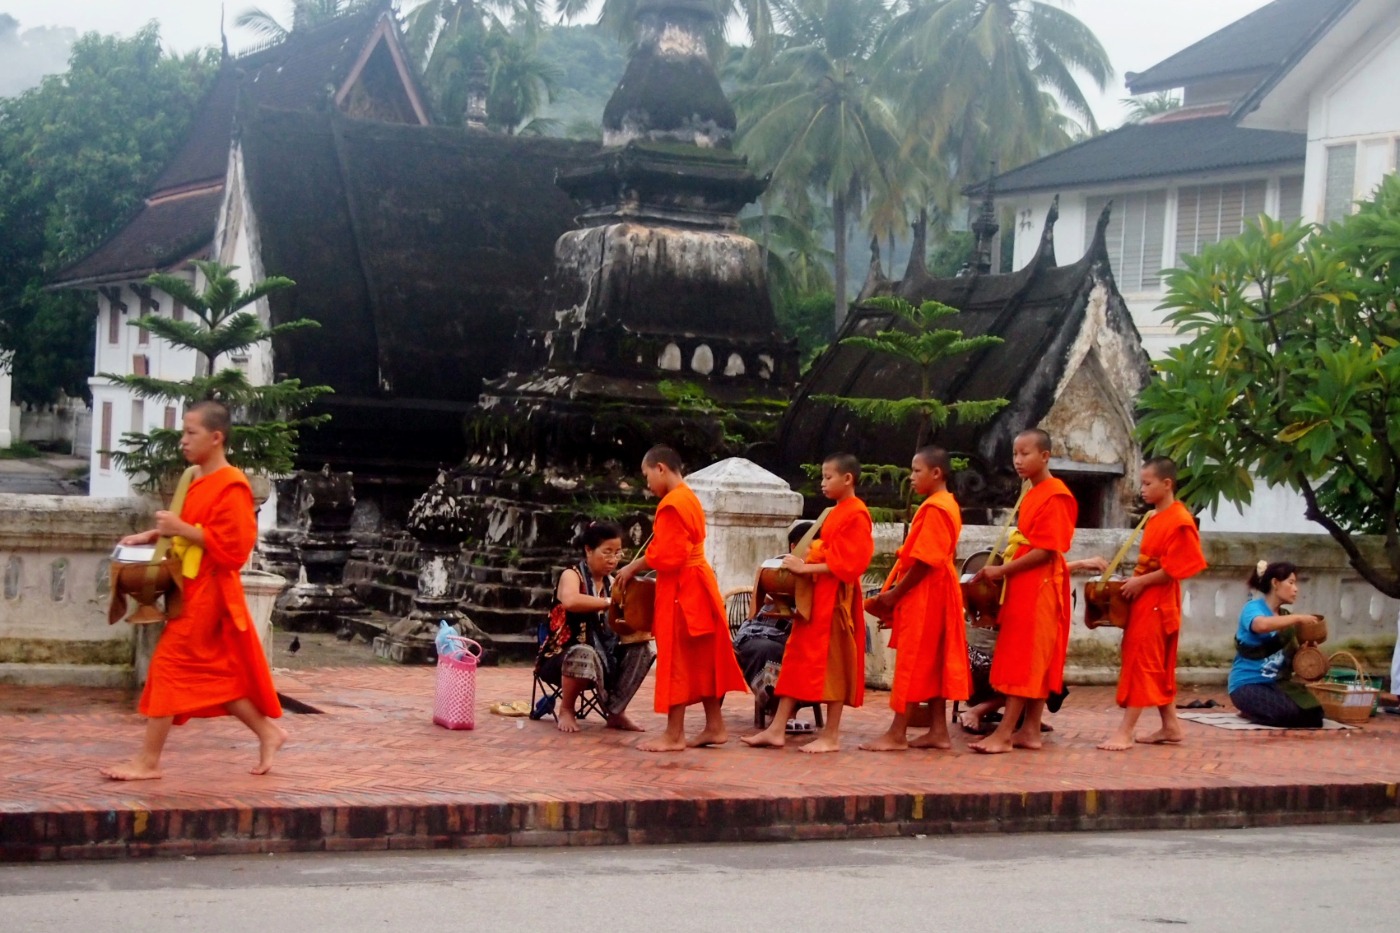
[989,477,1077,700]
[646,483,748,713]
[882,490,971,712]
[1117,500,1207,708]
[140,466,282,725]
[775,496,873,707]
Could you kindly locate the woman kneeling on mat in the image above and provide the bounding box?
[1228,560,1323,728]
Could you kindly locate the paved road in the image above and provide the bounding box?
[2,825,1397,932]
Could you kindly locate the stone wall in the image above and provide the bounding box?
[0,494,148,685]
[865,523,1400,687]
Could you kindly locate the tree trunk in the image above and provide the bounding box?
[833,191,848,332]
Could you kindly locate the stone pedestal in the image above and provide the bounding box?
[687,458,803,595]
[271,467,365,633]
[372,470,485,664]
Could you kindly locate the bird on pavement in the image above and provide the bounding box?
[288,635,301,655]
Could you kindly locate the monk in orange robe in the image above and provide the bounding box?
[742,453,873,754]
[615,445,747,752]
[969,428,1077,754]
[102,400,285,780]
[1099,456,1208,750]
[861,447,970,751]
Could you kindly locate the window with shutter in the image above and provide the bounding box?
[1324,144,1358,222]
[1175,180,1268,262]
[1085,190,1167,292]
[100,403,113,470]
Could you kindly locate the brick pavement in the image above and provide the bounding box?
[2,666,1398,860]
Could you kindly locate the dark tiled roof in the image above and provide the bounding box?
[240,108,600,406]
[979,116,1304,195]
[48,191,223,288]
[778,219,1149,474]
[53,7,412,288]
[1127,0,1353,94]
[153,7,394,193]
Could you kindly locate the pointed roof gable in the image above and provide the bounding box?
[1126,0,1354,95]
[51,6,427,289]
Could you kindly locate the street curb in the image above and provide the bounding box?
[4,782,1398,861]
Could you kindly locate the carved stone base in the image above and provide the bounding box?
[371,634,436,665]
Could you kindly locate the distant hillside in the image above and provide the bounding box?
[0,17,77,98]
[533,25,628,136]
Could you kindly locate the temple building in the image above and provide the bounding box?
[779,202,1151,528]
[49,5,429,501]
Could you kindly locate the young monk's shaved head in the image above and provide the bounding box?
[189,399,231,437]
[914,446,951,475]
[1017,428,1052,453]
[1143,456,1178,484]
[823,452,861,483]
[643,445,684,473]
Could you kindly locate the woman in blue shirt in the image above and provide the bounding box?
[1228,560,1324,728]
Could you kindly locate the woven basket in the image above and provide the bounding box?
[1305,651,1379,724]
[1292,644,1328,682]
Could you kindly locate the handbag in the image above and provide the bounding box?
[107,466,198,625]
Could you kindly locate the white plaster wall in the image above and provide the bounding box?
[1302,15,1400,223]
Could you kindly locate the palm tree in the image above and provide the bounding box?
[883,0,1112,192]
[234,0,376,44]
[733,0,902,330]
[1122,91,1181,123]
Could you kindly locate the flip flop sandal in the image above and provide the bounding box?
[785,719,815,735]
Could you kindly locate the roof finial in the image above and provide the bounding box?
[965,160,1000,276]
[465,56,489,130]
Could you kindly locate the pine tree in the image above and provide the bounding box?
[103,260,332,492]
[815,295,1007,451]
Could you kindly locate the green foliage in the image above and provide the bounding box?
[0,25,216,403]
[101,260,333,491]
[0,440,42,460]
[773,290,835,366]
[814,295,1007,444]
[1137,176,1400,597]
[533,25,629,134]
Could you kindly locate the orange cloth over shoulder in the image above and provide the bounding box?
[1117,500,1207,708]
[882,490,970,712]
[139,466,282,725]
[645,483,747,713]
[989,477,1077,700]
[774,496,873,707]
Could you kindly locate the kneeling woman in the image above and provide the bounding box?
[1228,560,1324,728]
[535,522,654,733]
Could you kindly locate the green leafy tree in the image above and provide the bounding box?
[0,26,216,404]
[882,0,1112,198]
[103,261,333,492]
[1138,176,1400,597]
[815,295,1007,449]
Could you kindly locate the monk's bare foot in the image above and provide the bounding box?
[556,709,581,733]
[251,724,287,775]
[969,734,1013,754]
[687,728,728,748]
[859,731,908,751]
[100,761,163,781]
[740,728,785,749]
[1097,731,1135,751]
[1011,728,1043,751]
[799,734,841,754]
[957,710,982,732]
[908,729,952,750]
[1138,727,1184,745]
[636,734,687,752]
[604,713,645,732]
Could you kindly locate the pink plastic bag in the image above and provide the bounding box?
[433,636,482,730]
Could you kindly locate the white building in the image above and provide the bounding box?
[985,0,1394,533]
[50,8,428,503]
